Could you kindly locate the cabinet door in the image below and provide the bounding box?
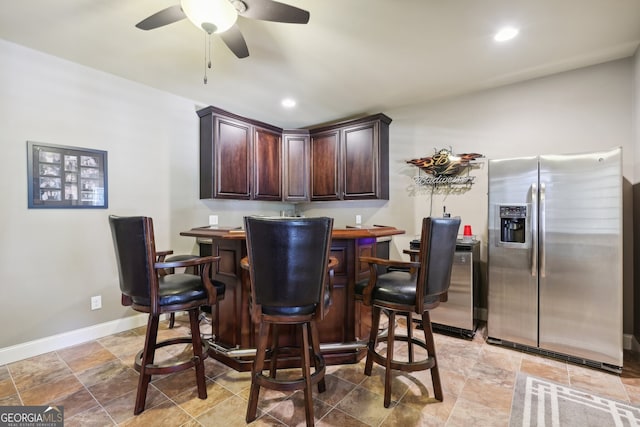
[215,116,251,199]
[283,132,309,202]
[253,126,282,200]
[342,121,381,200]
[310,130,341,201]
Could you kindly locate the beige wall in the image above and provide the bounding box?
[633,45,640,343]
[1,37,637,359]
[0,39,198,349]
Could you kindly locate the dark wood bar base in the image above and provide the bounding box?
[180,225,404,371]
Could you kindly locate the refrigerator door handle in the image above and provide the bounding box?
[531,182,538,277]
[539,182,546,277]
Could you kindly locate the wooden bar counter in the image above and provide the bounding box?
[180,224,405,371]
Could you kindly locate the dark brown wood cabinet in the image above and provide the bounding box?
[343,118,389,199]
[199,106,391,202]
[282,130,310,202]
[199,109,251,199]
[253,126,282,201]
[310,129,341,201]
[199,106,283,200]
[310,113,391,201]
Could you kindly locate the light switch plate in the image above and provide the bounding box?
[91,295,102,310]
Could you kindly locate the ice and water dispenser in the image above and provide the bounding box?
[498,205,527,245]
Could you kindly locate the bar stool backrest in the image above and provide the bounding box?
[244,216,333,310]
[109,215,156,304]
[415,217,461,311]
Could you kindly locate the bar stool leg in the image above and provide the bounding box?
[406,312,414,363]
[365,306,382,376]
[247,321,269,423]
[300,322,314,426]
[269,324,279,378]
[384,310,396,408]
[421,311,443,401]
[135,315,159,414]
[188,309,207,399]
[309,319,326,393]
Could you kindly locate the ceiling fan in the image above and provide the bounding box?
[135,0,310,60]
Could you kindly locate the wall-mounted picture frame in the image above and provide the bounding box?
[27,141,108,209]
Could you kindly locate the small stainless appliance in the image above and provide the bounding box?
[408,239,479,338]
[430,241,480,337]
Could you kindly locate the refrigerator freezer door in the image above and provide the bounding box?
[488,156,539,347]
[538,148,622,367]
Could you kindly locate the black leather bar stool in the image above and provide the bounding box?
[156,252,201,329]
[243,216,334,426]
[108,215,226,415]
[357,217,460,407]
[157,253,220,338]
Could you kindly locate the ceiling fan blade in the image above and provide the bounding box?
[238,0,310,24]
[220,24,250,58]
[135,5,186,30]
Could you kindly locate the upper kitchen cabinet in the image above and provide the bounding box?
[198,106,391,202]
[253,126,282,201]
[310,113,392,201]
[198,106,282,200]
[283,130,310,202]
[310,128,341,201]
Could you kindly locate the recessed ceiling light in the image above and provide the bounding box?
[494,26,519,42]
[281,98,296,108]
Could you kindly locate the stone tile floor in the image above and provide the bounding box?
[1,316,639,426]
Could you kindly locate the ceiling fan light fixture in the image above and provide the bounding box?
[494,26,519,42]
[181,0,238,34]
[281,98,296,108]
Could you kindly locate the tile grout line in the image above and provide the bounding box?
[54,346,118,426]
[6,363,24,406]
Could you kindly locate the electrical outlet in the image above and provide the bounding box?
[91,295,102,310]
[355,215,362,225]
[209,215,219,226]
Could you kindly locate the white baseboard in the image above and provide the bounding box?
[0,314,151,366]
[624,333,638,351]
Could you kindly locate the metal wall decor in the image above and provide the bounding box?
[407,148,483,188]
[27,141,108,208]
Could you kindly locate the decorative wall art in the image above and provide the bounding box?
[407,148,483,190]
[27,141,108,208]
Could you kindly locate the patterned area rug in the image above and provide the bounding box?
[510,372,640,427]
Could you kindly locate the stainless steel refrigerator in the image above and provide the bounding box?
[487,147,623,372]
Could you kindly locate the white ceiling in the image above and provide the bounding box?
[2,0,640,129]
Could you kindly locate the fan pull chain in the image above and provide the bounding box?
[201,22,217,84]
[203,33,208,84]
[208,32,212,70]
[203,32,213,84]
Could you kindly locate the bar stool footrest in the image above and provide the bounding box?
[368,335,435,373]
[134,337,210,375]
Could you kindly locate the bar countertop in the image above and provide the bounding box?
[179,221,404,371]
[180,224,405,240]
